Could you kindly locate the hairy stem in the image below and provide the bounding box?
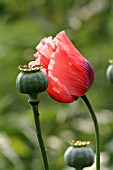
[29,101,49,170]
[81,95,100,170]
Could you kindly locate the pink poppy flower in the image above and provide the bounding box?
[29,31,94,103]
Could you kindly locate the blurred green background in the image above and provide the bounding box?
[0,0,113,169]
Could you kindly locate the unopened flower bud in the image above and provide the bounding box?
[64,140,94,170]
[16,65,48,102]
[106,59,113,83]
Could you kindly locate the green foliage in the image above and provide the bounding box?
[0,0,113,169]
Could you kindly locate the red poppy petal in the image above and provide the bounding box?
[48,47,94,98]
[55,31,82,57]
[30,31,94,103]
[36,36,53,50]
[46,75,76,103]
[34,42,55,71]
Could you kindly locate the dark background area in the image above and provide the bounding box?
[0,0,113,169]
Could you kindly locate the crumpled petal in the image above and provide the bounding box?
[29,30,94,103]
[46,75,77,102]
[47,46,93,102]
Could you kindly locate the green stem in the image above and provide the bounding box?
[81,95,100,170]
[29,101,49,170]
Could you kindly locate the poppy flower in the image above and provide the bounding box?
[29,31,94,103]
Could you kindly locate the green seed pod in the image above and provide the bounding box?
[64,140,94,170]
[106,59,113,83]
[16,65,48,102]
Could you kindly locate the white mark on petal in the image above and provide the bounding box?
[68,62,72,66]
[53,87,60,94]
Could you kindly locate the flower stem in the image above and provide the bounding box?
[81,95,100,170]
[29,101,49,170]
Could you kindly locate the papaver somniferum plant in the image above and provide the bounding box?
[16,31,100,170]
[29,31,100,170]
[29,30,94,103]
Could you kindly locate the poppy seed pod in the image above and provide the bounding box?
[16,65,48,102]
[106,59,113,83]
[64,140,94,170]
